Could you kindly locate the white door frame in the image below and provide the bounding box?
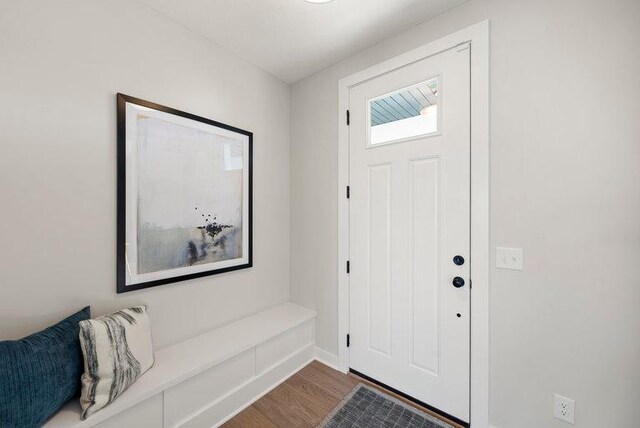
[337,21,489,427]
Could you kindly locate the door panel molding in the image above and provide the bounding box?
[366,163,392,356]
[409,157,440,376]
[337,20,490,428]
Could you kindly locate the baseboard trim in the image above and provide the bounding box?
[314,347,340,371]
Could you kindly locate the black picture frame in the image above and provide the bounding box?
[117,93,253,293]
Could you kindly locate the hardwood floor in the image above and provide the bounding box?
[222,360,463,428]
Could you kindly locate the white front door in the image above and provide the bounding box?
[348,45,471,422]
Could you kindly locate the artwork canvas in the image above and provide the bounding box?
[117,94,252,292]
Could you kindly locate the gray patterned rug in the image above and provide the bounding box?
[319,384,453,428]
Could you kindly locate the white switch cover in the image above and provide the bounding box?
[496,247,523,270]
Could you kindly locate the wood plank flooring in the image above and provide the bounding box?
[222,360,462,428]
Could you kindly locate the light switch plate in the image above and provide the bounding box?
[496,247,523,270]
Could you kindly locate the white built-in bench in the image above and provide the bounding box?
[45,303,317,428]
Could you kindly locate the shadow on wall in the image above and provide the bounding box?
[0,299,147,340]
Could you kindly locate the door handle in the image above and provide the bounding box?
[452,277,465,288]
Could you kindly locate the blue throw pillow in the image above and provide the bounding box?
[0,307,90,428]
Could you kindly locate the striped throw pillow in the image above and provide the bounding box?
[78,306,154,419]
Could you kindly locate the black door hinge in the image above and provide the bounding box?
[346,186,350,199]
[346,260,350,273]
[346,334,350,347]
[346,110,350,125]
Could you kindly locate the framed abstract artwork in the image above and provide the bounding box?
[116,94,252,293]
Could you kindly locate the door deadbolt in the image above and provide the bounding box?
[453,255,465,266]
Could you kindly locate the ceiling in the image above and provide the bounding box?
[139,0,467,83]
[371,78,438,126]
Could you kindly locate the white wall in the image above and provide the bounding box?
[290,0,640,427]
[0,0,290,349]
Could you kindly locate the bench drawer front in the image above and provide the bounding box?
[94,394,163,428]
[255,320,314,374]
[164,349,255,427]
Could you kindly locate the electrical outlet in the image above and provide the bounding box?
[554,394,575,424]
